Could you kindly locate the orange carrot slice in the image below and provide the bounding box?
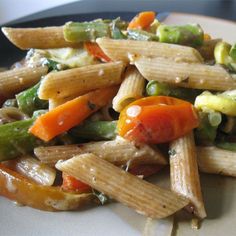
[29,86,118,141]
[128,11,156,30]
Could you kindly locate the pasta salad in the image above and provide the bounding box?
[0,11,236,227]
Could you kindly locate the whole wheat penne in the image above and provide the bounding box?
[38,61,124,100]
[135,57,235,91]
[112,66,145,112]
[169,132,206,219]
[2,27,80,50]
[197,146,236,177]
[0,66,47,97]
[56,153,189,219]
[96,38,203,63]
[34,136,167,166]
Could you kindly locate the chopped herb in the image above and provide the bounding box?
[87,101,96,110]
[92,189,109,205]
[168,148,177,157]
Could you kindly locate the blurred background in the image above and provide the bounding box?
[0,0,235,25]
[0,0,77,24]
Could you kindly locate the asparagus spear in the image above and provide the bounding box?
[16,83,48,116]
[63,21,111,42]
[146,80,201,103]
[156,24,204,46]
[70,120,117,140]
[0,119,44,161]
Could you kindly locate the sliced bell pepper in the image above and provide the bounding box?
[0,164,95,211]
[84,42,111,62]
[118,96,199,144]
[62,172,91,192]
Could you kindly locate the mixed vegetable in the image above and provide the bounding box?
[0,11,236,226]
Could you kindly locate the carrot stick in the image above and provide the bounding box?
[128,11,156,30]
[84,42,112,62]
[29,86,118,141]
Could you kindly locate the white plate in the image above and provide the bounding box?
[1,13,236,236]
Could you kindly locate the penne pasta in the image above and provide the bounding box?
[38,61,125,100]
[1,27,80,50]
[96,38,203,63]
[0,66,47,97]
[112,66,145,112]
[169,132,206,219]
[56,153,189,219]
[135,57,235,91]
[197,146,236,177]
[34,136,167,166]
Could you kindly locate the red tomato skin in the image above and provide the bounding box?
[118,96,199,144]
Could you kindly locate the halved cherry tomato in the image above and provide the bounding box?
[62,172,91,193]
[128,11,156,30]
[0,164,95,211]
[84,42,111,62]
[118,96,199,144]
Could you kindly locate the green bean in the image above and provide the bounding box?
[70,121,117,140]
[146,80,201,103]
[157,24,204,46]
[16,83,48,116]
[63,21,110,42]
[127,29,159,41]
[0,119,44,161]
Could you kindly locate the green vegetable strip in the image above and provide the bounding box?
[146,80,201,103]
[70,121,117,140]
[16,83,48,116]
[63,21,111,42]
[127,29,159,41]
[195,113,218,145]
[110,19,127,39]
[216,142,236,151]
[0,119,44,161]
[230,43,236,61]
[157,24,204,46]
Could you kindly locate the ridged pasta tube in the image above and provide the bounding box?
[56,153,189,219]
[113,66,145,112]
[169,132,206,219]
[135,57,235,91]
